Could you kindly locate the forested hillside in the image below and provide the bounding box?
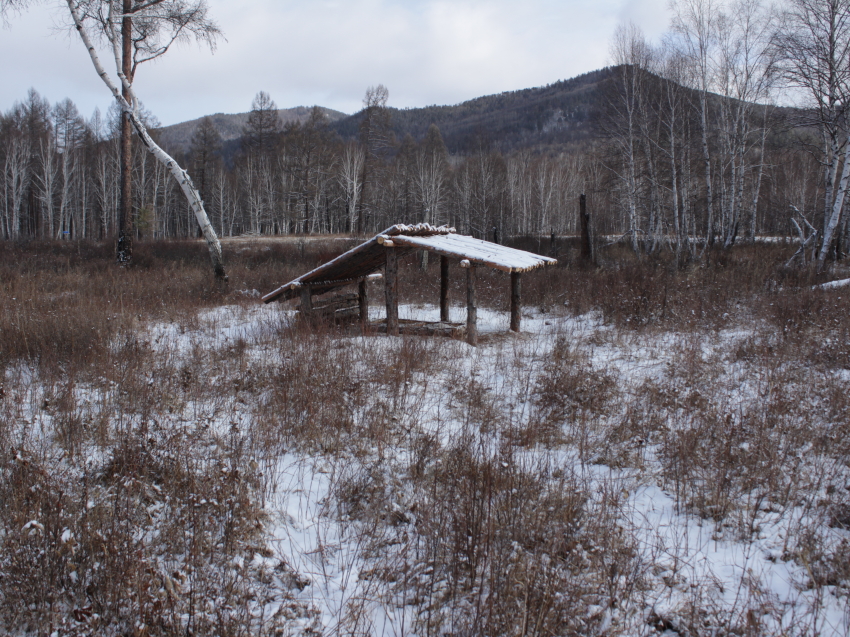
[157,106,347,153]
[0,52,832,263]
[330,68,611,153]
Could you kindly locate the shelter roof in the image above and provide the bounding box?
[262,223,557,303]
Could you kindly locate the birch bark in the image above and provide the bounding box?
[66,0,226,280]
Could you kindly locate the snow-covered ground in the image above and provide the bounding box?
[156,301,848,635]
[5,299,848,635]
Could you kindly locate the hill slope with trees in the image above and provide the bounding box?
[157,106,348,152]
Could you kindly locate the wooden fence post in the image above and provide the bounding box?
[440,256,450,322]
[359,278,368,333]
[510,271,521,332]
[580,193,593,264]
[300,284,312,317]
[385,248,399,336]
[466,264,477,346]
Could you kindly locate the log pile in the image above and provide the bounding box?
[297,292,360,324]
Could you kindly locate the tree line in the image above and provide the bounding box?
[0,87,590,243]
[2,0,849,269]
[604,0,850,268]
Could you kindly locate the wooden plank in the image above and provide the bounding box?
[510,271,521,332]
[359,278,368,333]
[388,234,556,273]
[311,293,358,313]
[440,256,450,322]
[385,248,399,336]
[466,264,477,346]
[262,235,382,303]
[390,236,514,272]
[368,318,465,338]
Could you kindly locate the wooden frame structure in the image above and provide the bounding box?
[262,224,557,345]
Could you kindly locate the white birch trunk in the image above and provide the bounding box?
[339,143,364,233]
[819,132,850,266]
[37,140,57,238]
[5,135,29,239]
[699,92,714,248]
[66,0,226,280]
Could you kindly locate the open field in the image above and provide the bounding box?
[1,239,850,636]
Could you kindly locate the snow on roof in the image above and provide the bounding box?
[262,224,556,304]
[386,232,556,273]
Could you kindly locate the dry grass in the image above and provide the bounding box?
[2,237,850,635]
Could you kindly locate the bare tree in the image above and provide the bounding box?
[338,140,364,233]
[358,84,392,233]
[243,91,280,154]
[1,0,227,280]
[671,0,720,248]
[774,0,850,266]
[609,23,654,252]
[53,98,86,239]
[1,115,30,239]
[283,106,332,234]
[414,124,449,225]
[242,91,279,234]
[712,0,776,247]
[189,115,222,216]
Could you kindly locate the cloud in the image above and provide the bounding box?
[0,0,670,126]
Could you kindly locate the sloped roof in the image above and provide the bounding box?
[386,232,555,272]
[262,224,556,303]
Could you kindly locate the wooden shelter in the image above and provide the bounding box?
[262,224,557,345]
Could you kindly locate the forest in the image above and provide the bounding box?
[1,0,844,268]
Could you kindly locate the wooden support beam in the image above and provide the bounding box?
[440,256,450,322]
[359,278,368,333]
[385,247,399,336]
[579,193,593,264]
[466,264,478,346]
[300,283,312,315]
[510,271,522,332]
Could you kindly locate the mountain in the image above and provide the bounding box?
[156,67,617,157]
[330,67,614,153]
[156,106,348,153]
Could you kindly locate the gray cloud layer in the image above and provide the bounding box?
[1,0,669,126]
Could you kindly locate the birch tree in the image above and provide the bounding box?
[53,98,86,238]
[671,0,719,248]
[609,23,654,252]
[338,140,364,233]
[1,0,227,280]
[656,47,690,264]
[1,120,30,239]
[774,0,850,267]
[414,124,449,226]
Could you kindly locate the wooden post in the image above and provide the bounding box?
[359,278,368,333]
[385,248,399,336]
[440,256,450,322]
[466,264,478,346]
[579,193,593,264]
[510,271,521,332]
[300,284,312,317]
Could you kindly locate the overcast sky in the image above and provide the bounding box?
[1,0,670,127]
